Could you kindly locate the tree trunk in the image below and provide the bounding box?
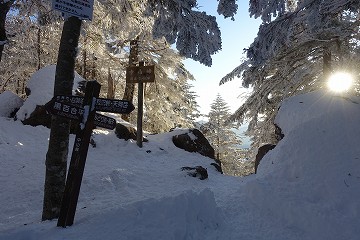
[37,27,41,70]
[121,39,138,121]
[323,46,331,81]
[42,16,82,221]
[0,1,13,63]
[107,67,115,99]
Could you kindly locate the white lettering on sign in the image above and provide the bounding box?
[126,65,155,83]
[52,0,94,20]
[54,102,62,110]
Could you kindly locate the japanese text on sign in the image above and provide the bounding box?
[126,65,155,83]
[52,101,83,120]
[52,0,94,20]
[95,98,129,112]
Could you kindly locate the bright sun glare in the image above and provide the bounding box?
[327,72,353,93]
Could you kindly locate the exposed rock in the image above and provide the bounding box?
[254,144,276,174]
[172,128,222,173]
[275,124,284,141]
[172,128,215,159]
[115,123,148,142]
[21,105,51,128]
[210,163,223,173]
[181,166,208,180]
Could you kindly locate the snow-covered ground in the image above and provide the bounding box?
[0,66,360,239]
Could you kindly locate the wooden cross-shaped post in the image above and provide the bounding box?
[57,80,100,227]
[44,80,135,227]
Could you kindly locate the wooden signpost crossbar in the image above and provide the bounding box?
[44,80,135,227]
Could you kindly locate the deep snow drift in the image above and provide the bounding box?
[0,67,359,240]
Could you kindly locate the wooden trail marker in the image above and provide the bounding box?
[56,80,100,227]
[126,61,155,147]
[44,80,135,227]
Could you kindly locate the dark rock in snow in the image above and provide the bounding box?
[211,163,223,173]
[115,123,148,142]
[172,128,215,159]
[181,166,208,180]
[254,144,276,174]
[172,128,222,172]
[21,105,51,128]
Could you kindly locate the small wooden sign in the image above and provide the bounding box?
[54,95,135,114]
[126,65,155,83]
[45,99,117,130]
[52,0,94,20]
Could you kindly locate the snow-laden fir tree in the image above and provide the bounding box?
[1,0,200,133]
[203,94,242,175]
[0,1,61,95]
[220,0,360,151]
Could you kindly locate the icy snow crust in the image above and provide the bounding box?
[1,67,359,240]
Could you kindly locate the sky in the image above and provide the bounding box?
[184,1,261,118]
[1,66,360,239]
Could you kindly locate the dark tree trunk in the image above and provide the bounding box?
[0,1,13,63]
[323,46,331,81]
[42,16,82,221]
[122,39,138,121]
[107,67,115,99]
[37,28,41,70]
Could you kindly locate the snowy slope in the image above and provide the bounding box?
[0,67,360,240]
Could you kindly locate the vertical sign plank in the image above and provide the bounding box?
[57,80,101,227]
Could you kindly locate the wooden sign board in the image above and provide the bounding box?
[52,0,94,20]
[54,95,135,114]
[126,65,155,83]
[45,99,117,130]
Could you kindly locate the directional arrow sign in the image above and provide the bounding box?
[93,113,116,130]
[45,99,117,130]
[54,95,135,114]
[94,97,135,114]
[45,99,84,121]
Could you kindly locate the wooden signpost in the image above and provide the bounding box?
[126,61,155,147]
[45,80,134,227]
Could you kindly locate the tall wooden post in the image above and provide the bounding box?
[136,62,144,148]
[57,81,101,227]
[126,62,155,148]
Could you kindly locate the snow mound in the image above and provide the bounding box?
[0,91,23,117]
[16,65,84,121]
[1,79,360,240]
[247,90,360,239]
[0,189,223,240]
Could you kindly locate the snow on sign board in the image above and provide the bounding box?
[52,0,94,20]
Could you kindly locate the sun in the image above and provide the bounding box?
[327,72,353,93]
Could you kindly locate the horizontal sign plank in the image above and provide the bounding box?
[126,65,155,83]
[54,95,135,114]
[45,99,117,130]
[52,0,94,20]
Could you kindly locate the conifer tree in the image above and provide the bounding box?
[220,0,360,149]
[204,94,241,175]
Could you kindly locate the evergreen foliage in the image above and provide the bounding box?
[220,0,360,149]
[0,0,207,133]
[203,94,242,175]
